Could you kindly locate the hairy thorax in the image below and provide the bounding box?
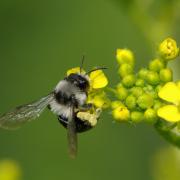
[49,80,87,118]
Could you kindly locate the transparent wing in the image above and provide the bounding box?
[67,106,77,158]
[0,93,54,130]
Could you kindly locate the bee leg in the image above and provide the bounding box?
[84,108,102,126]
[47,104,51,110]
[77,112,98,127]
[78,103,93,111]
[95,108,102,119]
[78,117,97,127]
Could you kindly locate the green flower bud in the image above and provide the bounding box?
[146,71,160,85]
[153,100,163,110]
[116,49,134,66]
[144,108,157,124]
[137,93,154,109]
[117,83,123,88]
[130,87,143,97]
[116,86,128,100]
[143,85,157,98]
[143,85,153,92]
[148,91,158,99]
[131,111,144,123]
[122,74,136,88]
[118,63,133,77]
[149,58,165,72]
[138,68,148,80]
[135,78,145,87]
[159,68,173,83]
[125,95,136,110]
[155,84,163,93]
[111,101,124,109]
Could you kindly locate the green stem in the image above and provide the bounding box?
[105,87,117,95]
[154,121,180,148]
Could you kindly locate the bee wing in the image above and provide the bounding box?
[0,93,54,130]
[67,106,77,158]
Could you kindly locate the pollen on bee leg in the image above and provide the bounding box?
[88,116,97,127]
[77,111,98,126]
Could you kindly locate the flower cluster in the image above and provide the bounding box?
[66,38,180,148]
[111,38,180,126]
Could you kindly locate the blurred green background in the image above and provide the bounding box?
[0,0,180,180]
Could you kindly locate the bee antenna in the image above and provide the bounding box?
[86,67,107,75]
[80,55,85,73]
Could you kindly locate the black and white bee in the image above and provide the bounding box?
[0,59,105,157]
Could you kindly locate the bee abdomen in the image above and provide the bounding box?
[58,115,92,133]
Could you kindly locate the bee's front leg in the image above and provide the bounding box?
[78,103,93,111]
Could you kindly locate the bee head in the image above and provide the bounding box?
[65,73,90,91]
[65,56,107,91]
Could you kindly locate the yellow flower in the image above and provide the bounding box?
[112,105,130,121]
[116,49,134,66]
[159,38,179,60]
[66,67,85,76]
[88,90,110,109]
[89,69,108,89]
[0,160,22,180]
[157,82,180,122]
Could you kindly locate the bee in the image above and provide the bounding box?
[0,59,106,157]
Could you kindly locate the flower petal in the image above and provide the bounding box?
[90,70,108,89]
[157,105,180,122]
[88,90,110,108]
[66,67,85,76]
[158,82,180,104]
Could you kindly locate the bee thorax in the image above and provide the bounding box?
[49,100,71,117]
[49,79,87,118]
[54,80,87,106]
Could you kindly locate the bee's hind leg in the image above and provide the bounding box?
[77,108,102,127]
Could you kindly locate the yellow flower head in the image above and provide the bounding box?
[158,82,180,122]
[112,105,130,121]
[0,160,22,180]
[116,49,134,66]
[159,38,179,60]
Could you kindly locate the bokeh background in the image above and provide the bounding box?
[0,0,180,180]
